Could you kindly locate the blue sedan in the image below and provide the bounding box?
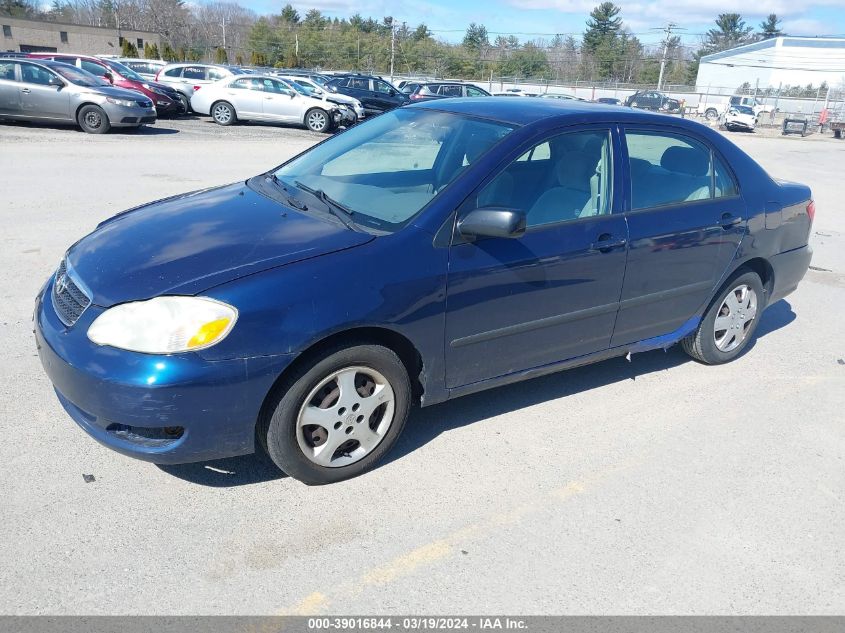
[35,98,814,484]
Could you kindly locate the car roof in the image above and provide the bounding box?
[412,97,698,128]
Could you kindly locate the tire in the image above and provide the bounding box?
[77,104,110,134]
[259,343,412,485]
[177,93,190,114]
[305,107,331,133]
[705,108,719,121]
[211,101,236,126]
[682,269,764,365]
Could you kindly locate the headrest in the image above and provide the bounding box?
[556,150,596,188]
[660,146,709,177]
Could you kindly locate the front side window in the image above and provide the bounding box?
[466,86,486,97]
[263,78,293,95]
[626,131,713,210]
[439,85,462,97]
[473,130,612,227]
[273,108,514,231]
[20,63,58,86]
[80,60,106,77]
[373,80,392,94]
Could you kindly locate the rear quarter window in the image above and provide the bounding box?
[163,67,182,78]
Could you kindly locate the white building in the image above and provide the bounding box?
[695,36,845,94]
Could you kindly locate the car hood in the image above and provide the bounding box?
[79,84,148,101]
[66,182,374,307]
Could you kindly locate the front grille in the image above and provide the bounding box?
[52,259,91,327]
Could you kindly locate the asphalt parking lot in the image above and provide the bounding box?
[1,115,844,615]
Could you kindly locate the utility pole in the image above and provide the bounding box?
[656,22,677,91]
[389,21,396,83]
[221,15,226,55]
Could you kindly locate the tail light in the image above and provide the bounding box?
[806,200,815,223]
[154,70,161,80]
[193,85,201,91]
[410,93,423,100]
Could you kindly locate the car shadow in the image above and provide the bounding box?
[157,299,795,487]
[117,125,179,136]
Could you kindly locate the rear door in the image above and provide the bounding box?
[225,76,264,118]
[0,60,21,116]
[610,126,746,346]
[18,61,70,120]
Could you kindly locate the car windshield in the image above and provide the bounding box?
[50,63,105,87]
[734,105,755,115]
[103,59,143,82]
[272,108,515,231]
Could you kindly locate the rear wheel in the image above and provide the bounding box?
[177,93,190,114]
[211,101,236,126]
[259,344,411,484]
[77,104,110,134]
[305,108,331,133]
[705,108,719,121]
[682,269,764,364]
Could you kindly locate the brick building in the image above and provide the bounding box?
[1,15,160,56]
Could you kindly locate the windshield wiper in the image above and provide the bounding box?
[293,180,358,231]
[265,174,308,212]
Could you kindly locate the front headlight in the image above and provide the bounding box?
[87,296,237,354]
[106,97,136,108]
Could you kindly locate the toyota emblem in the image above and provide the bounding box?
[55,273,68,294]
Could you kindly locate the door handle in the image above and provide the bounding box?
[21,88,31,94]
[590,234,627,252]
[719,212,742,228]
[264,96,273,99]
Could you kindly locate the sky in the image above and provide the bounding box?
[243,0,845,48]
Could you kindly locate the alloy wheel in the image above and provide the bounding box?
[213,104,232,124]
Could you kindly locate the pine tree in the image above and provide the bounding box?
[214,47,228,64]
[759,14,783,40]
[702,14,754,54]
[121,39,138,57]
[582,2,621,53]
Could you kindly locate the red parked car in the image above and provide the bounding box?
[26,53,183,116]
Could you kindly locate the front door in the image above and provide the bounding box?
[445,127,628,388]
[610,127,746,346]
[18,62,70,120]
[260,78,301,122]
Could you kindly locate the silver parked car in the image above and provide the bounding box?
[190,74,342,132]
[275,74,365,122]
[155,63,247,112]
[115,58,167,81]
[0,58,156,134]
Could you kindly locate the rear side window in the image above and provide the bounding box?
[182,66,206,80]
[439,84,462,97]
[0,61,15,81]
[164,67,182,78]
[714,154,738,198]
[230,77,262,90]
[626,131,713,210]
[349,78,368,90]
[207,67,227,81]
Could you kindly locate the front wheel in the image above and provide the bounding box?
[77,104,111,134]
[305,107,331,133]
[682,270,764,364]
[259,344,411,484]
[177,93,190,114]
[211,101,236,126]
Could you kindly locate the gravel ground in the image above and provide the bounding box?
[1,115,843,615]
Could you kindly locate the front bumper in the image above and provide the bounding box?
[104,103,157,127]
[34,279,295,464]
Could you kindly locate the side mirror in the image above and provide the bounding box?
[458,208,526,239]
[289,91,296,99]
[48,76,64,88]
[103,71,114,84]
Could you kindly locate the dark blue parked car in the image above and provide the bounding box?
[35,98,814,484]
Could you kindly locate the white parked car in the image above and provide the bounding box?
[275,75,365,122]
[191,75,343,132]
[115,58,167,81]
[720,104,757,132]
